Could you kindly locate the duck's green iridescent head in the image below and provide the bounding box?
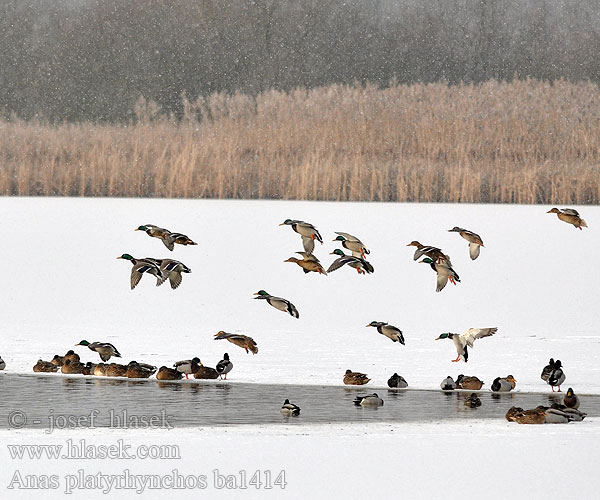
[135,225,148,231]
[254,290,269,296]
[566,388,574,396]
[279,219,293,226]
[420,258,434,264]
[330,249,345,256]
[76,340,90,346]
[117,253,134,260]
[435,333,451,340]
[333,235,346,242]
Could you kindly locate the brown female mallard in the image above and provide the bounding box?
[343,369,370,385]
[547,208,587,230]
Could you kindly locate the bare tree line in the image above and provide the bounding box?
[2,0,600,122]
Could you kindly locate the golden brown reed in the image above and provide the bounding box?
[1,79,599,203]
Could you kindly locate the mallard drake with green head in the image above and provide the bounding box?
[440,376,456,390]
[333,232,370,258]
[435,327,497,362]
[284,253,327,275]
[541,358,555,382]
[448,227,484,260]
[353,393,384,406]
[193,361,220,379]
[150,258,192,289]
[174,357,200,379]
[464,393,482,408]
[547,208,587,230]
[548,360,566,392]
[366,321,404,345]
[327,249,374,275]
[279,219,323,255]
[125,361,157,379]
[33,359,59,373]
[156,366,183,381]
[343,369,370,385]
[419,257,460,292]
[253,290,299,318]
[61,359,85,375]
[105,363,129,377]
[491,375,516,392]
[563,388,580,409]
[117,254,163,289]
[456,374,484,390]
[387,373,408,388]
[216,353,233,380]
[76,340,122,362]
[407,241,451,264]
[214,331,258,354]
[280,399,301,416]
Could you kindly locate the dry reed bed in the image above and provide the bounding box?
[1,79,600,203]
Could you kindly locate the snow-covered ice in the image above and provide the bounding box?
[1,198,598,499]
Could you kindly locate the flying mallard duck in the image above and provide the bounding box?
[419,257,460,292]
[435,327,497,362]
[366,321,405,345]
[563,388,580,409]
[279,219,323,255]
[548,360,566,392]
[387,373,408,388]
[464,393,482,408]
[61,359,85,375]
[353,393,384,406]
[148,258,192,289]
[156,366,183,381]
[76,340,122,362]
[193,361,220,379]
[125,361,157,379]
[541,358,555,383]
[407,241,451,264]
[117,254,163,289]
[456,374,484,390]
[284,253,328,275]
[216,353,233,380]
[491,375,517,392]
[440,376,456,390]
[547,208,588,230]
[253,290,299,318]
[33,359,59,373]
[333,232,370,258]
[343,369,370,385]
[327,249,374,275]
[0,356,4,370]
[174,357,200,379]
[214,331,258,354]
[448,227,484,260]
[135,225,197,251]
[280,399,301,416]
